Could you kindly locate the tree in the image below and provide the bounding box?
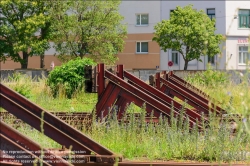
[153,4,223,70]
[50,0,127,64]
[36,1,53,68]
[0,0,49,69]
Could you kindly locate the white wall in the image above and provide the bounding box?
[119,1,161,34]
[225,1,250,37]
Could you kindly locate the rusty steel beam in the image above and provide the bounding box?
[165,72,209,102]
[104,70,198,128]
[155,73,161,89]
[0,161,23,166]
[95,82,121,118]
[0,94,93,154]
[118,89,162,118]
[165,73,225,115]
[0,134,50,166]
[0,84,114,156]
[116,64,124,79]
[124,71,204,122]
[105,70,174,117]
[120,87,199,129]
[157,73,210,115]
[97,63,105,99]
[0,121,72,166]
[127,80,202,123]
[159,78,219,115]
[72,161,246,166]
[115,97,129,119]
[169,71,210,99]
[96,83,121,118]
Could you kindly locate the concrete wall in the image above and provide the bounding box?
[1,68,249,85]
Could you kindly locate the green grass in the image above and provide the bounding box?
[2,74,97,112]
[1,71,250,164]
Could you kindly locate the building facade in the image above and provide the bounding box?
[116,1,161,70]
[160,0,250,70]
[0,1,249,70]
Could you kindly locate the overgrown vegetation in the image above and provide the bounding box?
[185,65,230,87]
[46,58,96,98]
[1,70,250,163]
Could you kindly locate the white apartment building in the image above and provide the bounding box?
[160,1,250,70]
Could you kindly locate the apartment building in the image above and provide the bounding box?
[116,1,161,69]
[160,1,250,70]
[1,1,249,70]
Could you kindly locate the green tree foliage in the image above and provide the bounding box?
[46,58,96,98]
[0,0,50,69]
[153,5,223,70]
[50,0,127,64]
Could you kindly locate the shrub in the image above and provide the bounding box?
[46,58,96,98]
[185,65,230,87]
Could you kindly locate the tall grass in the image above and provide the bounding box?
[2,73,97,112]
[1,71,250,163]
[86,108,250,163]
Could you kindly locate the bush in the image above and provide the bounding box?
[185,65,230,87]
[46,58,96,98]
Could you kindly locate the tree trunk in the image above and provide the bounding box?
[184,60,188,70]
[21,51,29,69]
[40,54,45,68]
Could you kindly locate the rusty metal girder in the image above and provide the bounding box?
[115,96,129,119]
[97,64,105,99]
[168,71,210,99]
[104,70,199,128]
[159,77,220,115]
[124,71,204,122]
[0,121,71,166]
[116,64,124,79]
[95,82,121,118]
[0,94,93,154]
[165,73,225,115]
[0,83,114,156]
[0,134,50,166]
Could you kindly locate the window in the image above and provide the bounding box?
[136,42,148,53]
[136,14,148,25]
[239,46,250,64]
[207,8,215,20]
[208,55,215,64]
[171,50,179,65]
[238,9,250,28]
